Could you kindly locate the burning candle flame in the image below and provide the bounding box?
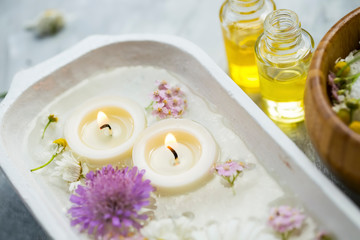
[165,133,177,146]
[97,111,112,136]
[165,133,178,162]
[97,111,109,127]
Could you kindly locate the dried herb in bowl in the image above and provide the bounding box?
[328,47,360,133]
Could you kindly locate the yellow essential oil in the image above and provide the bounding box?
[258,68,309,122]
[255,9,314,123]
[220,0,275,92]
[222,21,264,90]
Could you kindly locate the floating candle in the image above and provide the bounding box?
[64,96,146,167]
[132,119,218,194]
[149,133,194,174]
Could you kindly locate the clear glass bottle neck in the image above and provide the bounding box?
[264,9,302,52]
[229,0,265,14]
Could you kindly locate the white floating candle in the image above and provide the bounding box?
[132,119,219,194]
[64,96,146,167]
[149,133,195,175]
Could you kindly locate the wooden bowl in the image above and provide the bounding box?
[305,7,360,192]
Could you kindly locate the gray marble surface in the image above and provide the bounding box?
[1,0,360,239]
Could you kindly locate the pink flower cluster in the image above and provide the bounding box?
[213,160,254,187]
[150,80,187,119]
[268,206,305,238]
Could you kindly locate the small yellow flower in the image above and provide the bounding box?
[53,138,67,148]
[349,121,360,134]
[42,114,58,139]
[336,109,351,125]
[334,61,350,77]
[346,98,359,110]
[48,114,58,123]
[31,138,67,172]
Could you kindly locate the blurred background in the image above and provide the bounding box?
[0,0,359,239]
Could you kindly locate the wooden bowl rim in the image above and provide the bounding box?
[308,7,360,142]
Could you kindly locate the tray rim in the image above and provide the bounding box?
[0,34,359,239]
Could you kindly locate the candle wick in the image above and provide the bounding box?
[167,146,178,160]
[100,124,112,130]
[100,124,113,136]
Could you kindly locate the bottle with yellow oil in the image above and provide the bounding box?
[255,9,314,123]
[220,0,276,92]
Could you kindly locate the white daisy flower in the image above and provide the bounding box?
[69,180,82,193]
[141,216,195,240]
[53,151,81,182]
[80,161,89,177]
[192,219,277,240]
[26,9,64,37]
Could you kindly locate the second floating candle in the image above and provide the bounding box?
[132,119,219,194]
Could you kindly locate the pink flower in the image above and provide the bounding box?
[170,106,183,117]
[268,206,305,239]
[164,89,173,99]
[155,80,170,90]
[153,102,164,110]
[212,160,253,190]
[171,86,184,97]
[151,90,162,102]
[149,81,187,119]
[168,96,183,107]
[158,90,169,100]
[215,161,243,177]
[152,106,168,119]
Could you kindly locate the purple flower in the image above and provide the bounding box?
[268,206,305,239]
[68,165,155,238]
[149,81,187,119]
[328,71,340,103]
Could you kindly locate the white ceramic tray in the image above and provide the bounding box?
[0,35,359,239]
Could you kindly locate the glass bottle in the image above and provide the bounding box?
[220,0,276,92]
[255,9,314,123]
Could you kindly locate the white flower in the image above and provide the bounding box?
[69,180,82,193]
[80,161,89,177]
[141,216,195,240]
[27,9,64,37]
[192,219,277,240]
[53,152,81,182]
